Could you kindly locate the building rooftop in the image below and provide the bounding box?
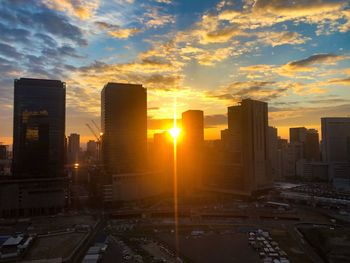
[2,236,23,246]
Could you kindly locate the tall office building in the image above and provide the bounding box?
[289,127,320,162]
[305,129,320,161]
[3,78,67,217]
[289,127,306,162]
[86,140,98,158]
[321,118,350,190]
[225,99,271,195]
[101,83,147,174]
[67,133,80,164]
[268,126,278,180]
[13,78,66,178]
[181,110,204,192]
[290,127,307,144]
[0,144,7,160]
[321,118,350,162]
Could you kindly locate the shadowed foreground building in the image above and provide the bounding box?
[205,99,272,196]
[321,117,350,190]
[12,78,66,178]
[101,82,147,174]
[180,110,204,194]
[0,78,67,217]
[67,133,80,165]
[100,83,163,203]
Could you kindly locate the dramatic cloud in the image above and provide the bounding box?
[42,0,100,19]
[96,21,141,39]
[240,53,349,78]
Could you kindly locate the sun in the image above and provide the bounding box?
[169,127,181,140]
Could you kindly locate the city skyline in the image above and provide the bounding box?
[1,0,350,144]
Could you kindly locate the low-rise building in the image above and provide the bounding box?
[0,177,68,217]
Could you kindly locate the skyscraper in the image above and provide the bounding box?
[67,133,80,164]
[268,126,278,180]
[226,99,271,194]
[289,127,320,162]
[86,140,98,158]
[289,127,306,162]
[13,78,65,178]
[101,83,147,174]
[305,129,320,161]
[290,127,307,144]
[180,110,204,193]
[321,118,350,162]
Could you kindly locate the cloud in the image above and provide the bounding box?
[155,0,172,4]
[257,31,311,47]
[32,9,87,46]
[198,26,242,44]
[0,22,31,44]
[95,21,141,39]
[143,7,175,28]
[281,53,348,75]
[195,47,234,66]
[270,103,350,127]
[0,42,23,59]
[239,53,349,78]
[218,0,350,34]
[42,0,100,20]
[327,77,350,86]
[207,81,289,103]
[288,53,346,68]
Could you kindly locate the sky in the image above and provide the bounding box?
[0,0,350,145]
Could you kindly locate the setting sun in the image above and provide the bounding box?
[169,127,181,140]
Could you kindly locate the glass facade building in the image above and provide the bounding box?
[13,78,66,178]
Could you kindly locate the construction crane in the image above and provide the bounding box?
[85,122,102,162]
[86,124,100,141]
[91,120,101,135]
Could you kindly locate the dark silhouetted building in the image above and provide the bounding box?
[206,99,272,196]
[101,83,147,174]
[290,127,307,144]
[227,99,271,194]
[13,78,65,178]
[0,145,7,160]
[321,118,350,190]
[1,78,67,217]
[290,127,320,162]
[0,144,10,176]
[180,110,204,193]
[67,133,80,164]
[86,140,98,158]
[268,126,278,180]
[305,129,320,161]
[289,127,306,162]
[321,118,350,162]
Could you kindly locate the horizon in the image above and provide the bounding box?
[0,0,350,144]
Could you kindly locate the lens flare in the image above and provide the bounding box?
[169,127,181,139]
[172,96,179,258]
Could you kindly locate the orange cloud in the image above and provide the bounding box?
[42,0,100,20]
